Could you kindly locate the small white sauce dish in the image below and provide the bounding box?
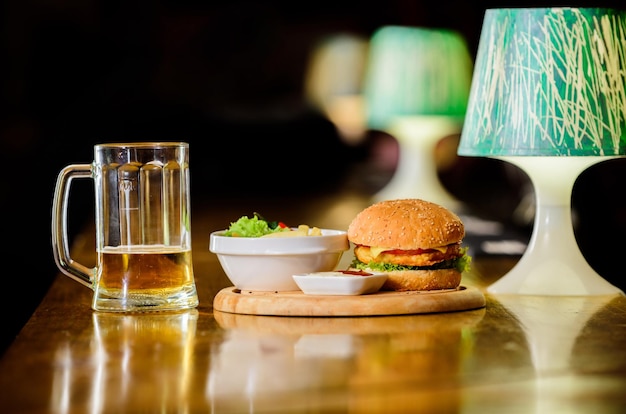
[292,271,388,296]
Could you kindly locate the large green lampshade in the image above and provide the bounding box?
[457,8,626,296]
[364,26,473,130]
[458,7,626,156]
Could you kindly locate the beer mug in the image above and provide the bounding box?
[52,142,199,312]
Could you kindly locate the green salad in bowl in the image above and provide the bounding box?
[223,213,321,238]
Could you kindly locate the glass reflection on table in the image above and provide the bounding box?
[51,310,198,413]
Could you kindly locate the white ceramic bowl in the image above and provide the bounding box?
[209,229,349,291]
[292,271,388,295]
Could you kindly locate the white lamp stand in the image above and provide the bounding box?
[374,115,461,212]
[489,156,624,296]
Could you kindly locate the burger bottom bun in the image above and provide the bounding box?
[364,268,462,291]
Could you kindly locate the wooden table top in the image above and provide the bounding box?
[2,189,625,413]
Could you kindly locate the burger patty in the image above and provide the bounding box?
[354,243,462,267]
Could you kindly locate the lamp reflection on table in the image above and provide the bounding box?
[457,7,626,295]
[363,25,473,210]
[495,294,620,413]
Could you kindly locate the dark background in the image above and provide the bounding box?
[1,0,624,354]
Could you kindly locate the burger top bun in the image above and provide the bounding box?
[347,199,465,250]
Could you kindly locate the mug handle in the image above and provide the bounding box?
[51,164,95,289]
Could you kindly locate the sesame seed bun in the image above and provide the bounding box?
[347,199,465,250]
[347,199,467,292]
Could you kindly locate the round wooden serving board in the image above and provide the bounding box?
[213,286,485,317]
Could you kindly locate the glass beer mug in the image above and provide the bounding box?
[52,142,199,312]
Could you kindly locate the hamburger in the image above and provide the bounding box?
[347,199,471,291]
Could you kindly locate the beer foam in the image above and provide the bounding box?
[99,245,190,254]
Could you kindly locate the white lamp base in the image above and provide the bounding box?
[373,116,462,212]
[489,156,624,296]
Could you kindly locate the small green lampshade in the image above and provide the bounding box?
[363,26,473,130]
[458,7,626,156]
